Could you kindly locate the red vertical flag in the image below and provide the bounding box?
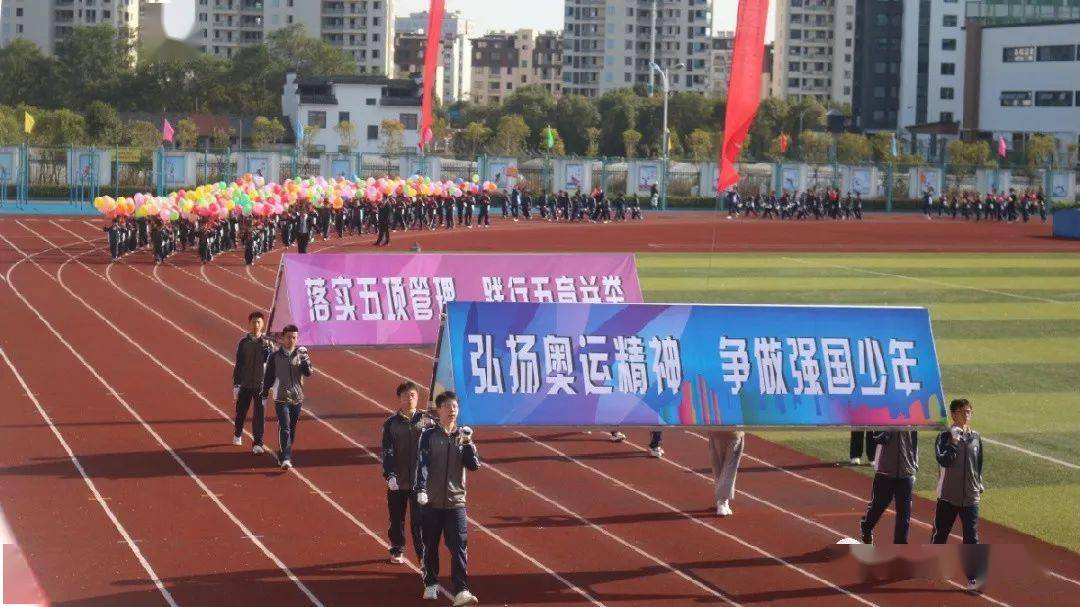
[162,119,175,143]
[418,0,446,152]
[778,133,790,155]
[997,135,1007,158]
[717,0,770,192]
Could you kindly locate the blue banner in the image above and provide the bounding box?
[433,302,946,428]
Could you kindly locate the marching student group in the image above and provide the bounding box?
[101,185,647,265]
[230,310,988,605]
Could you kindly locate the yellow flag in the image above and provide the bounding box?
[24,112,35,134]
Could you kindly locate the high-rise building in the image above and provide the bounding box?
[1,0,142,57]
[135,0,393,74]
[852,0,904,132]
[470,30,562,105]
[707,31,734,97]
[562,0,715,97]
[394,10,472,104]
[771,0,857,105]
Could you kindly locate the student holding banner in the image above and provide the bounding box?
[261,325,313,470]
[859,430,918,543]
[931,399,984,545]
[709,431,745,516]
[381,381,433,565]
[416,391,480,606]
[231,311,276,453]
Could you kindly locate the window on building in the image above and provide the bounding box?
[367,125,379,140]
[399,113,418,130]
[940,111,954,123]
[943,15,958,27]
[338,112,350,125]
[1036,45,1076,62]
[1002,46,1036,62]
[942,39,956,51]
[941,87,954,99]
[940,62,955,75]
[1000,91,1033,107]
[307,111,326,129]
[1035,91,1074,106]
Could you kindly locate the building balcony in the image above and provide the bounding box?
[300,94,339,105]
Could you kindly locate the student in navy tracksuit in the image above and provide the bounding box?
[381,381,433,564]
[859,430,918,543]
[416,391,480,606]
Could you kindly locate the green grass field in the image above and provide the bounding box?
[637,253,1080,553]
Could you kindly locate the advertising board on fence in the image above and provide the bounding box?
[269,253,643,347]
[432,302,946,429]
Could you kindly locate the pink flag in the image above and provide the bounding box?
[997,136,1007,158]
[163,119,175,143]
[418,0,446,153]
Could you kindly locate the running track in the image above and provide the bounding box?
[0,213,1077,607]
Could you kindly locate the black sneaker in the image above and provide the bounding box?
[860,524,873,545]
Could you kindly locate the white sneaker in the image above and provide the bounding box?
[281,459,293,469]
[649,446,664,458]
[422,585,439,600]
[717,500,733,517]
[609,432,626,443]
[452,589,479,606]
[389,554,405,564]
[231,435,242,446]
[252,445,265,455]
[849,457,861,466]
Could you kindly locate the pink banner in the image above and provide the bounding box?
[269,253,643,347]
[718,0,770,191]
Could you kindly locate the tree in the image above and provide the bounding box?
[492,115,529,156]
[379,119,405,156]
[126,120,162,150]
[622,129,642,159]
[500,85,557,150]
[251,116,286,150]
[799,130,830,164]
[84,101,122,146]
[869,132,897,163]
[458,121,492,158]
[0,107,24,146]
[947,140,991,172]
[835,133,872,164]
[266,25,357,77]
[1026,133,1057,169]
[686,129,716,162]
[553,95,599,155]
[334,120,359,152]
[54,25,133,109]
[301,124,322,155]
[176,118,199,149]
[596,89,639,156]
[0,40,58,108]
[210,126,234,150]
[585,127,602,157]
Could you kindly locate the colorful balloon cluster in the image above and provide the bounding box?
[93,173,501,221]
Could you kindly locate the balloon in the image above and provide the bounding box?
[471,174,480,184]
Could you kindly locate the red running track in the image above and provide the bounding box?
[0,213,1076,607]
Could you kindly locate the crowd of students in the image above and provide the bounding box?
[922,188,1048,222]
[100,185,649,266]
[723,189,866,220]
[225,309,989,605]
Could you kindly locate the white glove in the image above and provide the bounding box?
[416,491,429,506]
[232,386,240,401]
[460,426,474,444]
[387,476,399,491]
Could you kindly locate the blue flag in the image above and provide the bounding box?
[295,119,305,144]
[890,134,898,158]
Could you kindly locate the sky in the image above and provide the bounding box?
[394,0,776,40]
